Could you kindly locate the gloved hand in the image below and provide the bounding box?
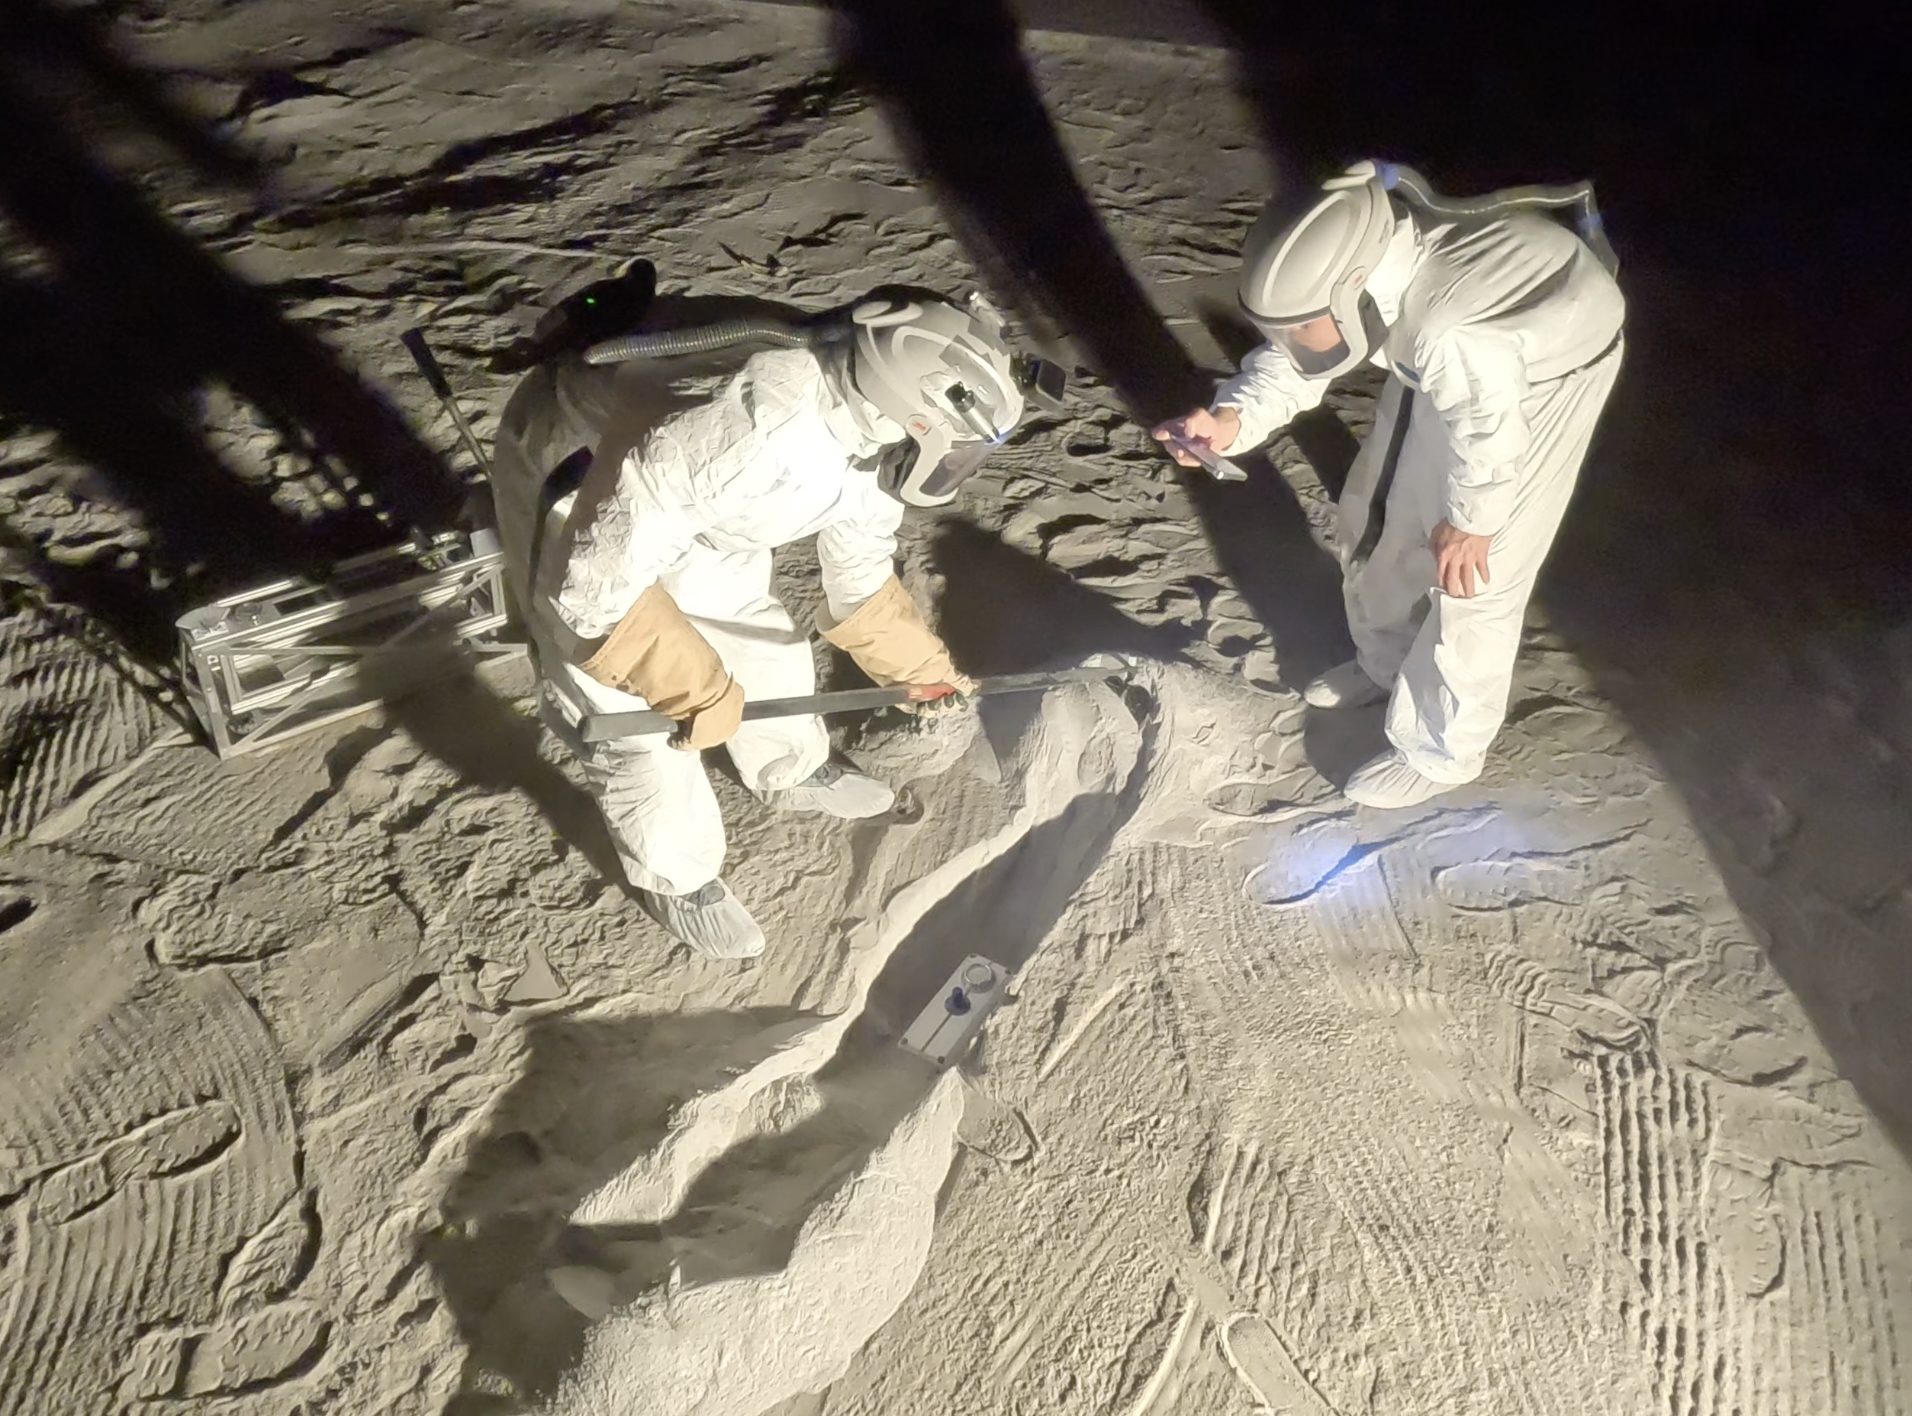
[820,577,973,707]
[669,676,745,751]
[1151,405,1242,467]
[901,675,978,717]
[579,583,743,749]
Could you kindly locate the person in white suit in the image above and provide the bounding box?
[1156,160,1626,808]
[493,289,1026,957]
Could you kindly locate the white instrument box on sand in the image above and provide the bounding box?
[898,955,1010,1067]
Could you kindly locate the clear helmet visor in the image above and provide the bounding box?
[1264,311,1353,377]
[877,376,1014,506]
[1248,291,1388,381]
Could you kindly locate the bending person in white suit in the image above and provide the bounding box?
[1156,160,1626,808]
[494,287,1029,957]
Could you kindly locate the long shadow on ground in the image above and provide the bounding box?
[0,3,463,666]
[425,1006,814,1407]
[1540,260,1912,1154]
[429,680,1149,1405]
[385,672,630,891]
[925,518,1196,675]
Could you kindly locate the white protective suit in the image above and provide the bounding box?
[493,347,904,895]
[1216,208,1626,783]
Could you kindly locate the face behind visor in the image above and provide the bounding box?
[1255,302,1395,379]
[1238,162,1400,381]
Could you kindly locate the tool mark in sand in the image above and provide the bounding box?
[1120,1279,1201,1416]
[1119,1134,1267,1416]
[990,1227,1123,1391]
[956,1085,1040,1165]
[1593,1050,1905,1416]
[1147,1237,1338,1416]
[1036,978,1130,1081]
[1595,1053,1732,1416]
[1278,835,1643,1415]
[1786,1169,1905,1416]
[1162,859,1553,1412]
[1187,1136,1342,1416]
[1304,839,1638,1245]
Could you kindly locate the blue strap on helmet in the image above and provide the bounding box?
[1575,204,1620,277]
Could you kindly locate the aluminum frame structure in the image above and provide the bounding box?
[175,528,523,757]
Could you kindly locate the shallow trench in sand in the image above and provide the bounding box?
[3,656,1903,1416]
[428,674,1156,1414]
[0,658,1164,1416]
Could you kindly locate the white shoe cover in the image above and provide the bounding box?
[760,761,896,819]
[1303,660,1388,709]
[636,879,766,959]
[1343,750,1455,809]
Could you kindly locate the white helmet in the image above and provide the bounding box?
[1239,161,1400,380]
[848,290,1025,507]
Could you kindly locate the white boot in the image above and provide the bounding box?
[758,761,895,819]
[1303,660,1388,709]
[635,879,765,959]
[1343,750,1456,809]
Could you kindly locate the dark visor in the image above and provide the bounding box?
[919,440,995,498]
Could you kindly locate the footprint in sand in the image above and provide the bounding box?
[125,1301,330,1399]
[34,1099,242,1225]
[956,1083,1039,1164]
[1484,950,1647,1050]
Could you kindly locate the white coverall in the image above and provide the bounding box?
[1217,209,1626,783]
[492,348,903,895]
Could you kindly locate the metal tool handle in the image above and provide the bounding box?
[402,328,493,479]
[577,662,1126,743]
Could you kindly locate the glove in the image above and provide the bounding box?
[668,677,745,751]
[578,583,744,750]
[901,681,974,718]
[820,577,976,714]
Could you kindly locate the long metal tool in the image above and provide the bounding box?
[578,661,1130,743]
[401,327,493,478]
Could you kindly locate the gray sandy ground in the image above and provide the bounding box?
[0,4,1905,1415]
